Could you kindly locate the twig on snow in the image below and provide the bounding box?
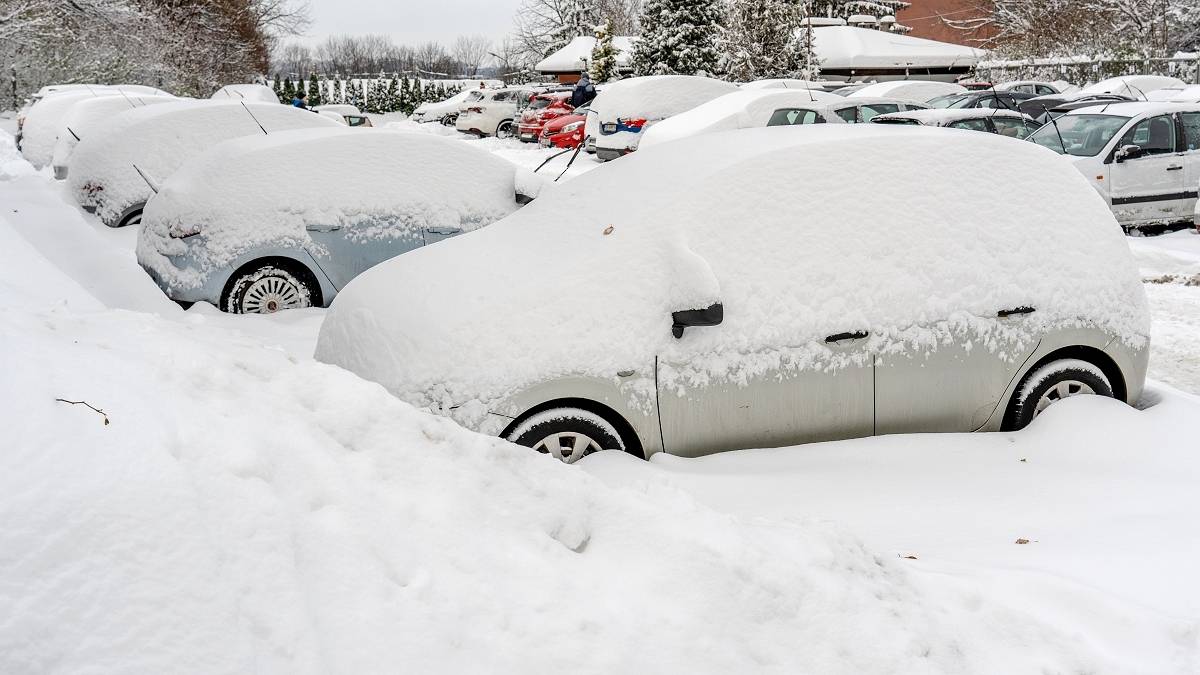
[55,398,110,426]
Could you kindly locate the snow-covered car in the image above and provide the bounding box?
[1029,102,1200,231]
[136,128,521,313]
[50,94,176,179]
[639,89,841,148]
[314,104,373,127]
[518,92,574,142]
[965,81,1071,96]
[927,90,1036,110]
[739,79,830,90]
[538,107,589,149]
[456,87,537,138]
[1146,85,1200,103]
[315,125,1149,464]
[412,88,478,125]
[211,84,279,103]
[27,83,170,104]
[587,75,740,161]
[848,80,965,103]
[871,108,1042,138]
[1018,93,1134,124]
[69,100,339,227]
[19,87,175,168]
[1079,75,1185,100]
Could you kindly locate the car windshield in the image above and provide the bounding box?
[465,91,484,103]
[529,97,560,110]
[928,94,970,108]
[1029,114,1131,156]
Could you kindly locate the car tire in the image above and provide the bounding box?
[507,407,625,464]
[222,263,317,314]
[1005,358,1113,430]
[440,114,456,127]
[496,120,515,139]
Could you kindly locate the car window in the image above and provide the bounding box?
[859,104,899,121]
[1036,85,1056,96]
[1119,115,1177,154]
[991,117,1034,139]
[948,118,989,132]
[1180,112,1200,150]
[1029,113,1131,156]
[977,96,1001,109]
[1012,84,1032,94]
[835,106,859,123]
[766,108,821,126]
[928,93,968,108]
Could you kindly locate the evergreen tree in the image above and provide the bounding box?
[331,77,344,104]
[346,79,364,107]
[723,0,818,81]
[632,0,724,76]
[384,76,401,113]
[589,19,621,83]
[282,77,296,102]
[307,73,323,107]
[273,74,287,104]
[397,76,412,114]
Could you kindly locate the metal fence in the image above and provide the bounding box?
[975,56,1200,86]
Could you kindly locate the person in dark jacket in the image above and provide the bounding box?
[571,74,596,108]
[292,91,308,109]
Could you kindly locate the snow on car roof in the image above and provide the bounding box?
[1080,75,1185,98]
[847,80,965,102]
[739,79,829,90]
[211,84,280,104]
[1059,101,1200,117]
[813,26,984,70]
[137,128,518,291]
[872,108,1028,125]
[589,75,740,120]
[317,125,1148,414]
[51,94,175,170]
[68,100,340,224]
[640,89,840,148]
[20,91,113,168]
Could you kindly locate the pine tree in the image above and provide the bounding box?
[545,0,601,58]
[346,79,364,108]
[723,0,818,81]
[632,0,724,76]
[307,73,323,107]
[589,19,621,82]
[282,77,296,102]
[385,76,401,112]
[273,74,286,103]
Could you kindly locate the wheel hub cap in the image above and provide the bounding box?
[533,432,602,464]
[1034,379,1096,416]
[242,277,303,314]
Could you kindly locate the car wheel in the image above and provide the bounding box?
[507,407,624,464]
[1005,358,1113,430]
[440,114,457,126]
[223,263,316,314]
[496,120,515,139]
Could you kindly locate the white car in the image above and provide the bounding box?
[69,100,339,227]
[313,104,372,127]
[315,125,1148,462]
[412,89,478,125]
[456,87,537,138]
[640,89,841,148]
[1079,75,1185,100]
[1028,101,1200,231]
[588,75,740,161]
[995,80,1073,96]
[19,88,172,168]
[848,80,965,103]
[871,108,1041,138]
[739,79,830,90]
[211,84,280,104]
[50,94,176,179]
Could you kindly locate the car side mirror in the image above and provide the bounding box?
[1115,144,1144,162]
[672,302,723,338]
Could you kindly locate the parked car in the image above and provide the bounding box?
[456,87,537,138]
[1078,75,1186,100]
[639,89,842,148]
[740,79,830,90]
[518,92,574,142]
[137,128,523,313]
[315,125,1148,463]
[1019,93,1135,123]
[314,104,372,127]
[828,83,872,96]
[871,108,1042,138]
[411,88,478,125]
[1146,85,1200,103]
[69,100,339,227]
[848,80,965,103]
[1028,102,1200,231]
[587,76,740,161]
[210,84,280,104]
[964,81,1069,96]
[50,94,176,179]
[716,96,928,127]
[927,90,1037,111]
[538,107,589,149]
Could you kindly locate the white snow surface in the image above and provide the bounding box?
[68,100,340,224]
[812,26,985,70]
[50,94,176,171]
[136,128,519,290]
[589,75,740,123]
[739,78,830,90]
[211,83,280,103]
[316,126,1149,415]
[640,89,839,148]
[848,80,965,102]
[1081,75,1186,98]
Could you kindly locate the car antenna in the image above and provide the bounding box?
[1126,82,1148,101]
[132,163,160,194]
[801,78,816,103]
[66,126,80,142]
[240,102,269,135]
[1042,104,1067,152]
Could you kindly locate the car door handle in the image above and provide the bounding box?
[998,306,1036,317]
[306,224,342,232]
[425,227,463,235]
[1166,165,1184,171]
[825,330,869,343]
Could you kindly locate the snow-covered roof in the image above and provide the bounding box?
[1080,75,1186,99]
[641,89,841,148]
[873,108,1028,125]
[848,80,966,103]
[535,36,639,74]
[813,26,984,71]
[137,128,518,290]
[317,125,1147,413]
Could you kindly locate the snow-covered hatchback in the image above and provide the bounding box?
[136,128,520,313]
[316,125,1150,463]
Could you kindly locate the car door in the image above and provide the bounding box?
[304,218,425,290]
[1175,111,1200,215]
[1108,114,1188,225]
[657,329,874,458]
[875,313,1041,435]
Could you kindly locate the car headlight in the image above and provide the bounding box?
[562,121,584,133]
[168,224,201,239]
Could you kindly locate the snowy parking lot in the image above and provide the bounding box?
[4,119,1200,673]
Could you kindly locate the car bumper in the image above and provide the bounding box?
[138,239,226,306]
[541,130,582,149]
[518,123,543,142]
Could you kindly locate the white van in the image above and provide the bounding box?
[1029,102,1200,231]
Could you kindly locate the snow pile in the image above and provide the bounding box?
[317,126,1149,416]
[50,94,176,172]
[136,128,518,290]
[211,83,280,103]
[848,80,965,103]
[68,100,340,225]
[640,89,838,148]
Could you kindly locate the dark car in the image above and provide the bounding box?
[1018,93,1135,124]
[927,91,1036,111]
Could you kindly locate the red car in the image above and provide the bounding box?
[537,108,588,149]
[518,92,574,143]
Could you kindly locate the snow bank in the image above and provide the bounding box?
[641,89,838,148]
[211,83,279,103]
[50,94,175,173]
[316,126,1149,416]
[68,100,339,225]
[137,128,518,290]
[848,80,965,103]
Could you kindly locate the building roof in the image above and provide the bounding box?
[812,26,985,71]
[535,36,639,74]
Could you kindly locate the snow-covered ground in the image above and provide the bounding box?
[3,124,1200,673]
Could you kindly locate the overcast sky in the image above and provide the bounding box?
[299,0,525,48]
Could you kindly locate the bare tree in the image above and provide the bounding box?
[453,34,492,76]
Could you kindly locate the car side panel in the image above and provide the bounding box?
[144,244,336,307]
